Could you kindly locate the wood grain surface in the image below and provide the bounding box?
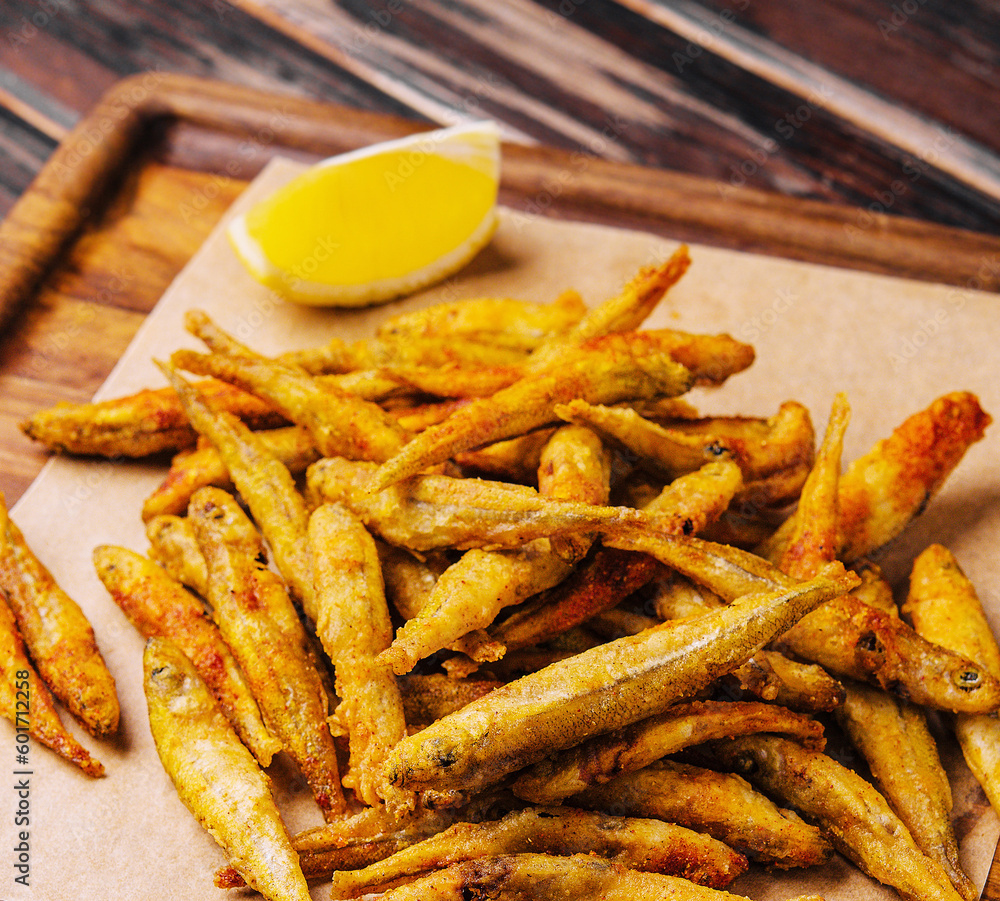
[3,72,999,505]
[1,1,999,893]
[2,0,999,233]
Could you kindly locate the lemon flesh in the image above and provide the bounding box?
[228,121,501,307]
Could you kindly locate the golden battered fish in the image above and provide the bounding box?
[711,735,965,901]
[382,567,856,796]
[309,502,411,811]
[189,487,346,819]
[0,590,104,776]
[143,637,310,901]
[93,544,279,765]
[0,494,118,737]
[329,805,747,897]
[905,543,1000,814]
[19,378,285,458]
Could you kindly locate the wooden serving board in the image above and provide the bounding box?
[1,74,999,897]
[3,73,1000,505]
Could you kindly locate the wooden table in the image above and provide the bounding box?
[1,1,999,896]
[3,0,1000,505]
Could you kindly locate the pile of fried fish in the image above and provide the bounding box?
[18,246,1000,901]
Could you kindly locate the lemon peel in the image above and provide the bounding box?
[227,121,501,307]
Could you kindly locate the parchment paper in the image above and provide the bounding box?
[8,158,999,901]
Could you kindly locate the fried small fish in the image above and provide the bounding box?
[143,638,310,901]
[0,590,104,776]
[383,567,856,796]
[0,494,118,737]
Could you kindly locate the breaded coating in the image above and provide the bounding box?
[357,852,783,901]
[837,681,975,900]
[905,544,1000,813]
[378,544,503,667]
[380,424,612,674]
[330,805,748,897]
[143,638,310,901]
[381,543,572,676]
[397,674,503,729]
[157,363,316,616]
[144,514,209,596]
[490,459,742,651]
[216,805,467,887]
[93,545,279,765]
[649,577,846,711]
[19,379,284,457]
[453,429,554,482]
[512,699,825,804]
[370,333,699,490]
[306,457,650,553]
[711,735,966,901]
[760,391,990,564]
[773,392,849,579]
[557,399,813,510]
[526,247,691,369]
[610,533,1000,714]
[0,589,104,776]
[309,503,411,810]
[176,309,409,463]
[774,590,1000,714]
[142,425,318,521]
[0,493,118,737]
[376,288,587,350]
[190,488,346,819]
[572,760,832,870]
[382,567,856,796]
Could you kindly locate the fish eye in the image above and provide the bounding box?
[953,669,982,691]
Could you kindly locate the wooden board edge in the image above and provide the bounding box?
[0,71,997,892]
[146,75,1000,292]
[0,75,151,335]
[499,141,1000,291]
[1,72,998,341]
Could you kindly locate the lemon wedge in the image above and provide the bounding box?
[227,121,501,307]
